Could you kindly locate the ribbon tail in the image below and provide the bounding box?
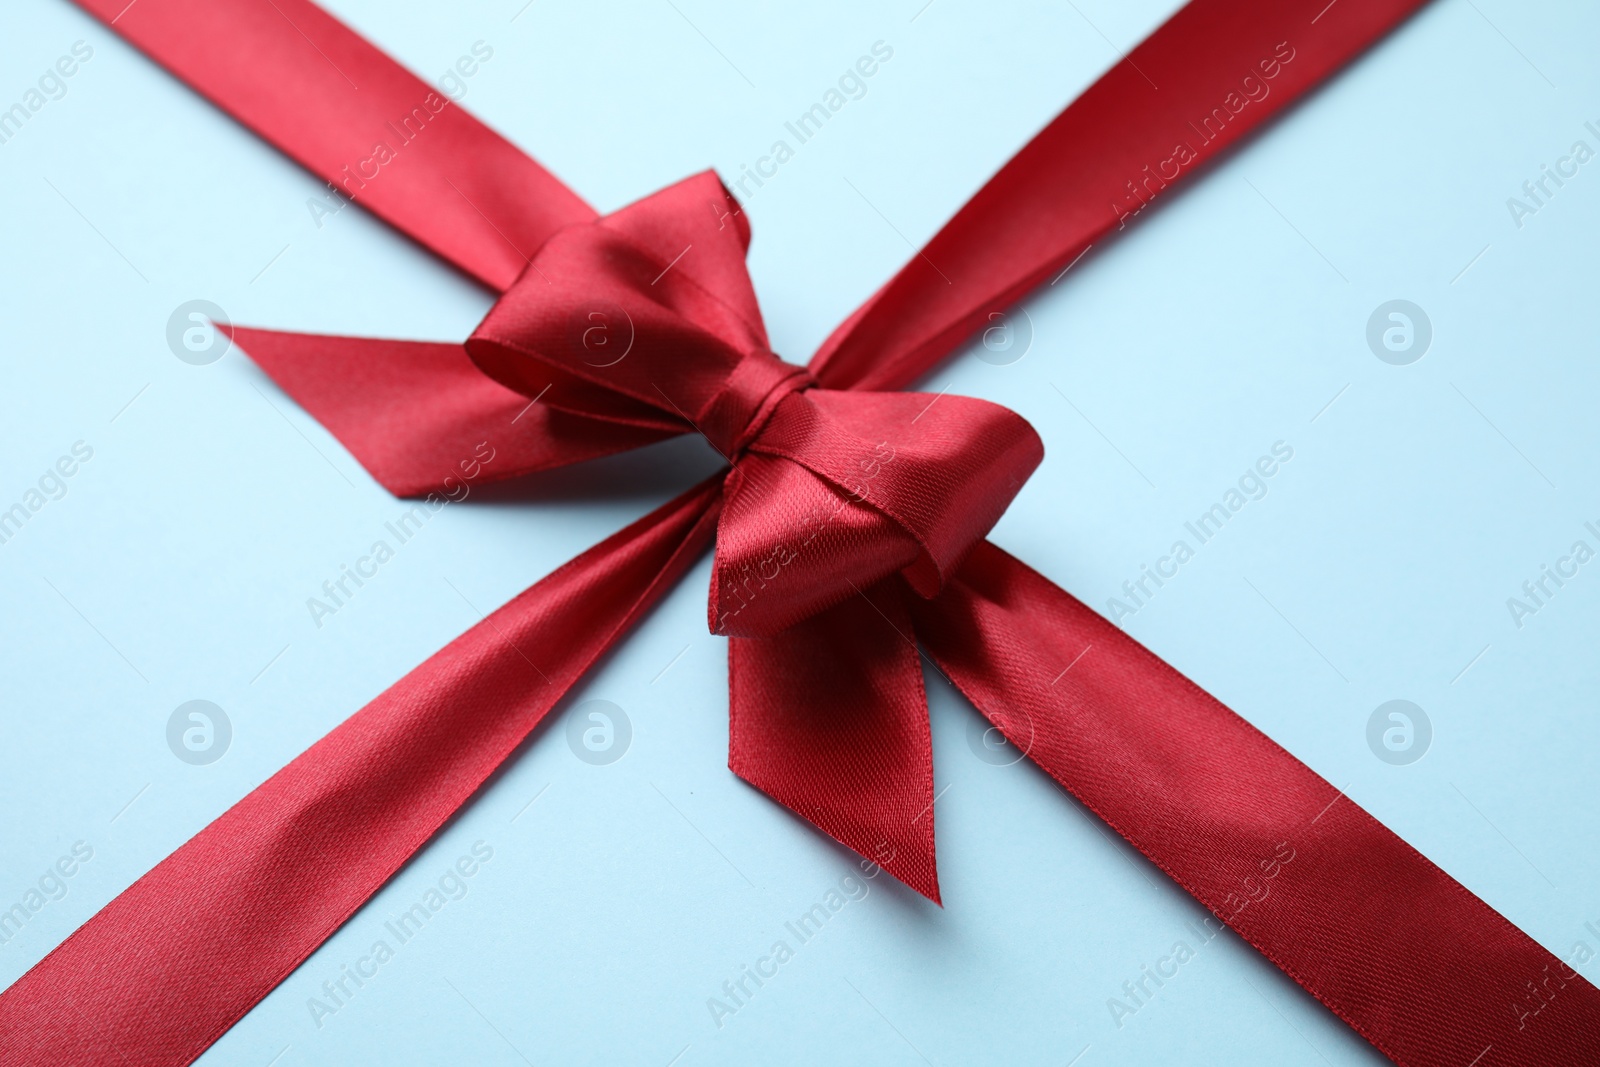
[729,581,941,902]
[230,327,677,496]
[909,539,1600,1066]
[0,477,722,1067]
[809,0,1433,392]
[73,0,595,291]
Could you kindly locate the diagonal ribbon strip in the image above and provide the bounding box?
[218,329,677,496]
[813,0,1435,392]
[4,1,1597,1065]
[0,476,722,1064]
[70,0,594,291]
[914,542,1600,1065]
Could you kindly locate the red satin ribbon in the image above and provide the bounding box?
[6,1,1598,1065]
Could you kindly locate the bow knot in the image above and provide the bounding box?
[465,171,1043,640]
[700,350,815,460]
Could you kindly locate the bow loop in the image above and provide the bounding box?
[456,171,1046,639]
[465,171,770,435]
[699,350,814,459]
[712,389,1043,637]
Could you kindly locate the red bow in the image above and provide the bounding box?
[6,2,1600,1066]
[259,169,1046,899]
[468,172,1043,644]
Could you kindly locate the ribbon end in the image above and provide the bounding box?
[727,588,943,906]
[874,844,942,906]
[728,752,944,906]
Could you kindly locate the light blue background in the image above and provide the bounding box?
[2,0,1598,1063]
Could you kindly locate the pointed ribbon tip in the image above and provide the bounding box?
[728,583,942,904]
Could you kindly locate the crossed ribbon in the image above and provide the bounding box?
[248,168,1046,899]
[3,1,1597,1064]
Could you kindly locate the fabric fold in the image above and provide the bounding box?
[231,327,677,496]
